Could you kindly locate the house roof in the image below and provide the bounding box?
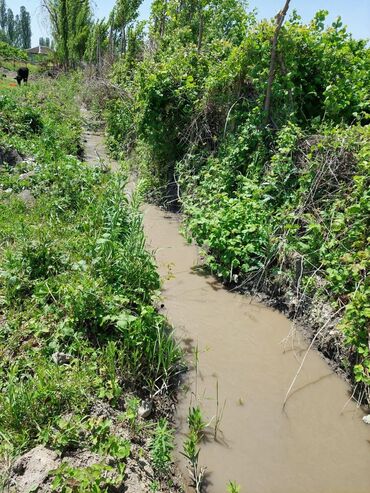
[26,46,53,55]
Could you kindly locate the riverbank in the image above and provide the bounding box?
[0,76,184,493]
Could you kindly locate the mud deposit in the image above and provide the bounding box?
[142,205,370,493]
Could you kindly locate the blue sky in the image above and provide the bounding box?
[9,0,370,47]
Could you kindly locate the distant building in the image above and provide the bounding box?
[26,45,53,61]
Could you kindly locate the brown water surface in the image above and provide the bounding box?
[142,204,370,493]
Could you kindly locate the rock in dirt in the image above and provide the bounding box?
[0,147,23,167]
[124,471,149,493]
[90,400,121,422]
[138,399,153,419]
[362,415,370,425]
[8,447,123,493]
[9,445,60,493]
[19,170,36,181]
[51,352,72,365]
[17,189,35,206]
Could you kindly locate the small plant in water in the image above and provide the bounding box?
[187,406,206,441]
[182,430,206,493]
[227,481,241,493]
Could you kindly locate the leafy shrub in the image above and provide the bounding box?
[0,41,27,61]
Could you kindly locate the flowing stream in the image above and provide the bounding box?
[83,121,370,493]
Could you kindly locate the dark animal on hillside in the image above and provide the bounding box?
[15,67,29,86]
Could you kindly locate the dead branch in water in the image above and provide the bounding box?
[283,307,344,409]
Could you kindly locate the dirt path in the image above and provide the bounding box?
[82,123,370,493]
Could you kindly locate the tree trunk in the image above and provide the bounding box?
[197,5,203,53]
[109,23,114,60]
[278,52,293,109]
[121,25,127,55]
[264,0,291,123]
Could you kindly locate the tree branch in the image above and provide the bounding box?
[264,0,291,123]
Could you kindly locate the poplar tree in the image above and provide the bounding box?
[19,6,31,48]
[42,0,92,68]
[14,14,22,47]
[112,0,142,55]
[5,7,13,43]
[0,0,6,30]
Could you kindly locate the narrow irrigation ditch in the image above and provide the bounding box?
[84,123,370,493]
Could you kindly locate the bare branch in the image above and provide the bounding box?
[264,0,291,123]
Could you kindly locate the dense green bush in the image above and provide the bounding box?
[0,41,27,62]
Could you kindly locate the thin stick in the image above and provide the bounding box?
[264,0,291,122]
[283,307,344,408]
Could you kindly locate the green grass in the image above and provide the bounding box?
[0,75,182,488]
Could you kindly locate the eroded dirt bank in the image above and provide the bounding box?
[142,204,370,493]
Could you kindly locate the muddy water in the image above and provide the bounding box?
[142,205,370,493]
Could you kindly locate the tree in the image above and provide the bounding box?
[14,13,22,47]
[0,0,6,30]
[19,6,31,48]
[149,0,251,50]
[67,0,91,64]
[112,0,142,55]
[150,0,168,39]
[6,8,13,43]
[42,0,92,68]
[85,19,108,70]
[125,20,145,70]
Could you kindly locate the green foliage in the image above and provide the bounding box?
[43,0,91,67]
[227,481,241,493]
[150,418,174,473]
[50,461,124,493]
[187,406,206,441]
[104,1,370,402]
[0,358,94,451]
[0,40,26,60]
[0,71,182,483]
[121,396,140,431]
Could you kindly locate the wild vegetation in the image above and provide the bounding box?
[0,0,369,491]
[0,75,183,491]
[99,1,370,404]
